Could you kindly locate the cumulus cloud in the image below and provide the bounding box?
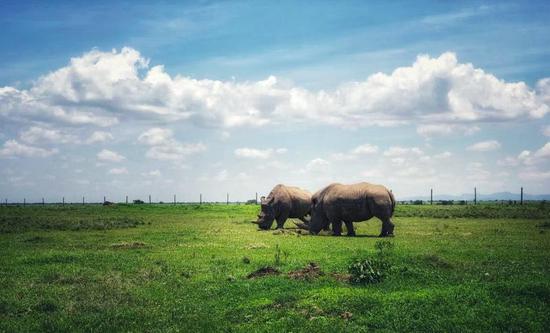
[466,140,501,152]
[20,126,78,144]
[383,146,424,157]
[0,140,58,158]
[417,124,480,138]
[351,144,379,155]
[138,128,173,146]
[301,158,330,173]
[141,170,161,177]
[1,48,547,134]
[535,142,550,158]
[138,127,205,161]
[331,143,379,160]
[86,131,113,144]
[97,149,126,162]
[234,147,287,159]
[108,167,128,175]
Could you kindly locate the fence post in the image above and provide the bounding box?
[149,195,151,204]
[200,193,202,205]
[520,187,523,205]
[474,187,477,205]
[226,193,229,205]
[430,189,433,205]
[255,192,258,204]
[42,197,45,206]
[62,197,65,206]
[174,194,176,205]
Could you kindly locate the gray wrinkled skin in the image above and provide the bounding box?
[309,182,396,237]
[255,184,312,230]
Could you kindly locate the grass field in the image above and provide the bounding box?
[1,203,549,332]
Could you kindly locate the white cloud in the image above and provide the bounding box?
[302,158,330,173]
[145,142,206,161]
[141,170,161,177]
[138,128,173,146]
[433,151,452,159]
[519,169,550,181]
[138,127,206,161]
[466,140,501,152]
[351,144,379,155]
[542,125,550,137]
[1,48,547,132]
[383,146,424,157]
[86,131,113,144]
[20,126,77,144]
[417,124,480,138]
[497,156,519,167]
[534,142,550,158]
[108,167,128,175]
[0,140,58,158]
[97,149,126,162]
[332,143,379,160]
[234,147,286,159]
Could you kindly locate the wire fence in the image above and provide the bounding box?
[0,187,536,207]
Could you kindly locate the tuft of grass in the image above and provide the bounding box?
[110,241,147,249]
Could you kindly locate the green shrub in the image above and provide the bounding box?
[349,240,394,284]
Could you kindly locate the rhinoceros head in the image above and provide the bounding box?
[308,197,326,234]
[254,198,275,230]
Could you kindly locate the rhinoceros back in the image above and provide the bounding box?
[318,182,393,222]
[268,184,311,218]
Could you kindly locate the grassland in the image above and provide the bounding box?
[0,203,549,332]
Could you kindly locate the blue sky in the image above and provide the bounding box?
[0,0,549,202]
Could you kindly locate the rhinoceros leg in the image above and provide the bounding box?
[379,218,395,237]
[276,212,289,229]
[332,220,342,236]
[344,221,356,236]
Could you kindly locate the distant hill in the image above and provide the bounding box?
[399,192,550,201]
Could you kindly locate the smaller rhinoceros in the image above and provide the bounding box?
[309,182,396,237]
[254,184,312,230]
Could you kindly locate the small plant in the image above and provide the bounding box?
[349,241,394,284]
[348,257,389,284]
[273,244,288,266]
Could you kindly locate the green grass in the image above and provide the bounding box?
[0,203,549,332]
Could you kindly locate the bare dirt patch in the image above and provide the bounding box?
[246,266,280,279]
[272,229,309,236]
[288,262,324,280]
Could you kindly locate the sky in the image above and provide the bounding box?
[0,0,549,203]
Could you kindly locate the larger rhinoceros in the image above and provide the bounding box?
[254,184,312,230]
[308,182,396,237]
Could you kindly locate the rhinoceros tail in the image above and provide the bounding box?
[387,189,396,217]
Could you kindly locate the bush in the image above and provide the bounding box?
[348,258,389,284]
[133,199,145,204]
[348,240,394,284]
